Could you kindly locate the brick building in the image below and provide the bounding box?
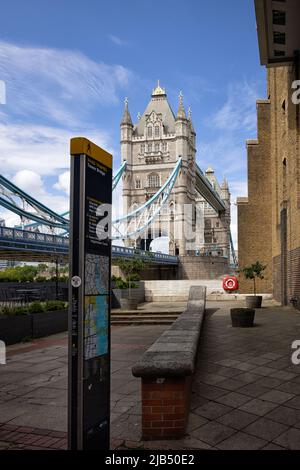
[237,0,300,308]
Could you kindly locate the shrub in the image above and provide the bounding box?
[27,302,45,314]
[44,300,66,311]
[0,305,29,316]
[239,261,267,296]
[115,256,145,297]
[14,306,30,316]
[0,265,38,282]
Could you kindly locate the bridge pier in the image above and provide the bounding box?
[112,254,230,282]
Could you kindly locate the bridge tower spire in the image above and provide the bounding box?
[174,91,197,255]
[120,97,134,227]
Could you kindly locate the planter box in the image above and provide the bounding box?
[245,295,262,309]
[0,315,32,345]
[112,282,145,308]
[0,309,68,345]
[231,308,255,328]
[31,309,68,339]
[0,281,68,302]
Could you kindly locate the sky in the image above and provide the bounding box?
[0,0,267,248]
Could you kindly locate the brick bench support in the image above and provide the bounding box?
[132,286,206,440]
[141,376,192,439]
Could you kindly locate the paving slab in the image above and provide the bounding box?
[0,300,300,450]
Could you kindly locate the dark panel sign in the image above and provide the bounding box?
[68,137,112,450]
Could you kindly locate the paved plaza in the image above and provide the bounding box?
[1,301,300,450]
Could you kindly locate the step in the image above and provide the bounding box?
[111,310,181,315]
[111,314,178,321]
[111,319,174,325]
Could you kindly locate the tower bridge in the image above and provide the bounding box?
[120,82,233,268]
[0,82,237,273]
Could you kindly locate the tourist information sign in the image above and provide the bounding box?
[68,137,112,450]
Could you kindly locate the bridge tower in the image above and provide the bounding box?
[197,168,231,259]
[120,82,199,255]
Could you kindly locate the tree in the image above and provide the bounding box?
[115,256,145,298]
[239,261,267,296]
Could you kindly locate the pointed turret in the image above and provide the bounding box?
[121,97,133,126]
[221,177,230,202]
[221,177,229,190]
[176,91,187,120]
[188,106,196,135]
[120,97,133,165]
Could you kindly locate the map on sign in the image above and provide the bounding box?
[84,295,108,360]
[85,254,109,295]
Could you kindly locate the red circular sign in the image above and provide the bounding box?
[223,276,239,291]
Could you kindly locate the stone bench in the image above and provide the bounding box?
[132,286,206,440]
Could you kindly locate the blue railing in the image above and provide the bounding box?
[112,245,179,264]
[0,227,179,264]
[0,226,69,247]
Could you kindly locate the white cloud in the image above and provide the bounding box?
[199,80,263,251]
[109,34,129,47]
[208,81,260,133]
[0,122,113,176]
[13,170,45,195]
[0,40,132,227]
[11,170,69,216]
[53,171,70,195]
[0,41,132,127]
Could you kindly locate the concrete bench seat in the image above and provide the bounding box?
[132,286,206,440]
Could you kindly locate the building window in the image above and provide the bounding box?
[162,142,167,152]
[141,144,145,154]
[273,10,286,25]
[205,219,211,229]
[215,221,219,228]
[205,236,212,244]
[148,173,160,188]
[135,179,141,189]
[147,143,152,152]
[274,49,285,57]
[154,126,160,137]
[155,143,159,152]
[147,126,152,138]
[273,31,286,45]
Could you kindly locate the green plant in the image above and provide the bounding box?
[44,300,66,311]
[239,261,267,296]
[27,302,45,314]
[0,265,38,282]
[14,306,30,316]
[115,256,145,298]
[37,263,48,273]
[35,276,47,282]
[0,305,29,316]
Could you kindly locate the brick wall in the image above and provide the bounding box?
[237,101,273,294]
[141,376,191,440]
[272,255,281,303]
[288,247,300,310]
[273,248,300,311]
[238,64,300,304]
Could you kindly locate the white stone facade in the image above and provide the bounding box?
[120,83,231,258]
